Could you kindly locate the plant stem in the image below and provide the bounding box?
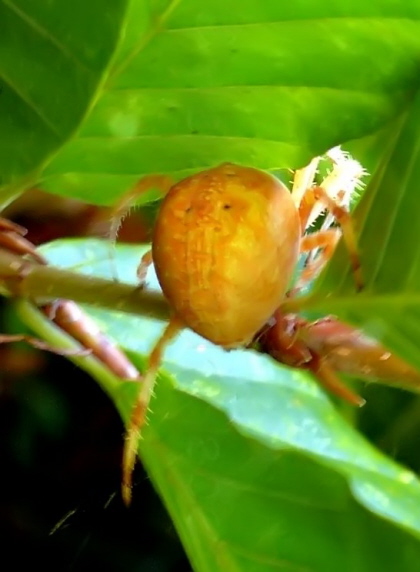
[0,246,171,321]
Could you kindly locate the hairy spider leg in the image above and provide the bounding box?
[296,228,341,290]
[109,175,173,281]
[122,315,183,506]
[112,176,182,504]
[293,183,363,292]
[291,157,363,292]
[275,159,365,405]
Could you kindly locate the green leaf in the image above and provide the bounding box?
[305,88,420,377]
[19,238,420,571]
[0,0,128,198]
[41,0,420,205]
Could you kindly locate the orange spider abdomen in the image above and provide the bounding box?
[152,163,301,348]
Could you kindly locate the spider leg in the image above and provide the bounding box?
[293,185,362,292]
[109,175,173,281]
[290,149,365,293]
[291,156,320,208]
[295,228,341,291]
[259,310,365,406]
[309,353,366,407]
[136,249,153,286]
[110,175,174,246]
[122,315,183,506]
[313,185,362,290]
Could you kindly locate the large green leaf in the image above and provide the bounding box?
[41,0,420,205]
[0,0,128,198]
[16,239,420,571]
[303,89,420,378]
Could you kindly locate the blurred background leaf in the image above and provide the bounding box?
[40,0,420,204]
[0,0,130,205]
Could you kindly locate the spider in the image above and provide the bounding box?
[2,154,420,510]
[113,149,366,505]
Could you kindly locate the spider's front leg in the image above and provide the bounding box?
[295,186,362,292]
[292,153,365,293]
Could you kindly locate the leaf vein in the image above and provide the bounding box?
[2,0,94,74]
[165,16,420,33]
[0,69,62,138]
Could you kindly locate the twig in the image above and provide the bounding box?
[0,246,170,321]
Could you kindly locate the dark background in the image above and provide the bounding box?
[0,342,191,572]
